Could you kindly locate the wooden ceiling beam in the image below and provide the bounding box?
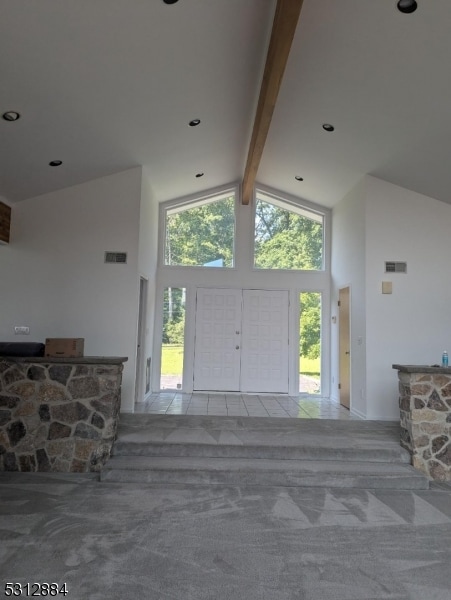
[242,0,304,205]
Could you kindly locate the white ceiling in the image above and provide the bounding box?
[1,0,451,209]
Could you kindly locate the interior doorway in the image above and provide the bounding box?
[193,288,289,393]
[338,286,351,409]
[135,277,148,403]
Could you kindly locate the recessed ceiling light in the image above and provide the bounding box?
[322,123,335,132]
[163,0,179,4]
[295,176,304,181]
[397,0,418,14]
[189,119,201,127]
[2,111,20,122]
[195,173,204,178]
[49,160,63,167]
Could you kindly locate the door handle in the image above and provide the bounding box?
[345,351,350,355]
[236,346,240,350]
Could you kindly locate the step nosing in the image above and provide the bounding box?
[104,457,423,474]
[114,442,406,453]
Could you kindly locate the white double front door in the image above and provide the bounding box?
[193,288,289,393]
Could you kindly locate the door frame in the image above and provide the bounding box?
[135,276,148,403]
[338,285,351,409]
[152,283,330,396]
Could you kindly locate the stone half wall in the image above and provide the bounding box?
[396,368,451,482]
[0,357,127,473]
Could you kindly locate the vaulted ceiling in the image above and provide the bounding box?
[1,0,451,208]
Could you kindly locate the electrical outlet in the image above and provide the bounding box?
[14,326,30,335]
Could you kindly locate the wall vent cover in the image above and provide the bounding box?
[385,261,407,273]
[105,251,127,264]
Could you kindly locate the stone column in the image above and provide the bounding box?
[395,365,451,481]
[0,356,127,473]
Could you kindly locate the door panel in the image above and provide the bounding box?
[194,288,290,393]
[240,290,289,393]
[193,288,242,391]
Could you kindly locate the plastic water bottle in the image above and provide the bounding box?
[442,351,448,367]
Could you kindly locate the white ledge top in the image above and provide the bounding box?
[2,356,128,364]
[392,364,451,374]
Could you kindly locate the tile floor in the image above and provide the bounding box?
[135,393,359,419]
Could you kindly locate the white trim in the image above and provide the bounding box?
[166,189,236,216]
[135,276,148,403]
[255,183,330,218]
[161,182,239,213]
[289,290,300,395]
[182,285,196,393]
[256,191,323,223]
[350,406,366,420]
[366,415,398,422]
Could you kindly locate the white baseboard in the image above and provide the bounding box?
[350,406,366,419]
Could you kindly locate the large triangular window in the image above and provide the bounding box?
[254,191,324,270]
[164,190,235,268]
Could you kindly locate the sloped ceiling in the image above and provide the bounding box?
[1,0,451,208]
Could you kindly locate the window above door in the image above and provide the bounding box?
[163,188,236,268]
[159,183,329,274]
[254,190,325,271]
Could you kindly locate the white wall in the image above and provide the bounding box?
[365,176,451,419]
[332,175,451,420]
[0,168,142,412]
[137,167,159,403]
[331,178,367,417]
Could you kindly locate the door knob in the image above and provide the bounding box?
[236,345,240,350]
[236,331,240,334]
[345,351,350,355]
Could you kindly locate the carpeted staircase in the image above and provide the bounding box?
[100,414,429,490]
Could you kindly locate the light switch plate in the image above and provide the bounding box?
[382,281,392,294]
[14,326,30,334]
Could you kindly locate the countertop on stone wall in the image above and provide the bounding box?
[392,364,451,374]
[1,356,128,364]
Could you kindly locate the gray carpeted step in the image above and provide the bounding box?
[112,440,411,463]
[103,416,427,490]
[101,455,428,489]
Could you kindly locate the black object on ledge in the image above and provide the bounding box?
[0,342,45,357]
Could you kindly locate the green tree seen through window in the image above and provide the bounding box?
[165,196,235,268]
[254,198,323,270]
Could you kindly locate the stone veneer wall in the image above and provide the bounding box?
[0,358,126,472]
[397,369,451,481]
